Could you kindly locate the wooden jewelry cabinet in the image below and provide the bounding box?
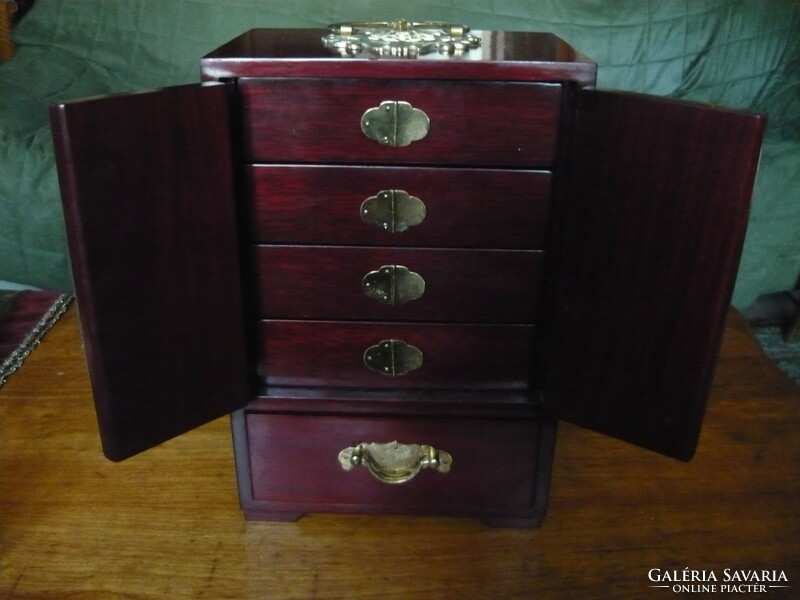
[50,23,765,527]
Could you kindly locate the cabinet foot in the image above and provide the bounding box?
[244,510,306,522]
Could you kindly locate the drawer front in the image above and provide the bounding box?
[245,412,542,512]
[246,166,552,248]
[254,246,544,323]
[259,320,535,389]
[239,78,561,166]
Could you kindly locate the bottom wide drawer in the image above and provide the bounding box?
[241,412,551,520]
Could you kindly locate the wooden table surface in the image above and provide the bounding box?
[2,307,799,599]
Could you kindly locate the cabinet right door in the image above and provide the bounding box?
[546,89,766,460]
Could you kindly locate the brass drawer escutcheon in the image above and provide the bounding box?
[362,265,425,306]
[360,189,426,233]
[361,100,430,147]
[363,339,423,376]
[338,440,452,484]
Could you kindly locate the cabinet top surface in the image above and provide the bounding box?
[201,28,597,83]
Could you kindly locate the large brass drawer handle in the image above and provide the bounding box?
[363,339,423,376]
[361,100,430,147]
[360,189,426,233]
[338,441,452,484]
[362,265,425,306]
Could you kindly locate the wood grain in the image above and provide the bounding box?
[50,84,249,461]
[2,307,798,599]
[258,320,536,389]
[547,89,766,460]
[239,78,561,166]
[246,165,552,249]
[245,413,543,513]
[201,29,598,85]
[252,246,544,322]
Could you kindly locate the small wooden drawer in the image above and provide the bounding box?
[258,320,535,389]
[253,246,544,323]
[246,165,552,248]
[239,78,561,166]
[243,412,546,517]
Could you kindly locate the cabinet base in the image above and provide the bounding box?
[243,510,306,522]
[241,510,547,528]
[232,392,556,528]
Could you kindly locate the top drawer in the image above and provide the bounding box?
[239,78,562,167]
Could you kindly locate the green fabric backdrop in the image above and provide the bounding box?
[1,0,798,309]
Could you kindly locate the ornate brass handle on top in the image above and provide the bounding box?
[361,101,430,147]
[322,21,481,58]
[360,189,426,233]
[338,440,452,484]
[362,265,425,306]
[328,20,472,37]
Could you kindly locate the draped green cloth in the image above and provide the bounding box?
[1,0,798,308]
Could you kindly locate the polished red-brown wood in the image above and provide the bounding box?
[238,78,561,166]
[246,386,537,415]
[241,411,549,524]
[246,165,552,248]
[258,320,535,389]
[49,84,249,461]
[46,24,770,535]
[3,307,798,599]
[201,29,598,85]
[253,246,543,322]
[547,90,767,460]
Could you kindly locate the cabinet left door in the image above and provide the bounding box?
[50,83,249,461]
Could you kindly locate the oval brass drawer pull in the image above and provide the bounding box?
[338,440,452,484]
[361,100,430,147]
[360,189,426,233]
[362,265,425,306]
[363,339,423,376]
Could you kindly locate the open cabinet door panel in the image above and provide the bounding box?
[547,89,765,460]
[50,84,248,461]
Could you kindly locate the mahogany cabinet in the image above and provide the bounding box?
[50,25,765,527]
